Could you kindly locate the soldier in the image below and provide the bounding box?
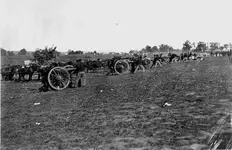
[150,54,162,69]
[134,55,145,73]
[180,53,184,61]
[168,53,179,63]
[39,62,59,92]
[39,66,52,91]
[210,52,213,57]
[75,59,87,87]
[130,57,136,74]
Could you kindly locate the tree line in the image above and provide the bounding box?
[1,41,231,58]
[129,41,232,54]
[182,41,231,52]
[1,48,28,56]
[0,48,99,56]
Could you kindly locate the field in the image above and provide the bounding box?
[1,57,232,150]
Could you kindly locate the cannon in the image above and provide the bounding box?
[142,58,152,69]
[114,59,130,75]
[47,65,75,90]
[107,56,130,75]
[108,56,153,75]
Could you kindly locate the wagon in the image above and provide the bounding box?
[47,65,76,90]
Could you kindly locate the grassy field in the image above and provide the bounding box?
[1,56,232,149]
[1,54,120,66]
[1,55,34,66]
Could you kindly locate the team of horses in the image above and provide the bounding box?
[1,51,231,82]
[1,63,42,81]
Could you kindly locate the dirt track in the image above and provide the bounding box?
[1,57,232,150]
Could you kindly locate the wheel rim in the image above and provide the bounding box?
[143,59,152,69]
[63,65,74,69]
[114,60,129,75]
[48,67,70,90]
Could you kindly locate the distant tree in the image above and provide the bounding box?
[85,51,94,54]
[219,46,224,50]
[68,50,75,55]
[18,48,27,55]
[7,51,15,56]
[76,50,83,54]
[159,44,173,52]
[67,49,73,54]
[209,42,220,51]
[33,46,57,65]
[140,48,146,53]
[1,48,7,56]
[145,45,152,52]
[129,50,134,54]
[151,46,158,53]
[195,41,207,52]
[182,40,192,51]
[68,50,83,55]
[123,52,129,56]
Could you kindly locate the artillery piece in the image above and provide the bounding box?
[46,55,153,90]
[108,56,152,75]
[47,65,76,90]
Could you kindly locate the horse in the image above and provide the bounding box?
[86,59,105,75]
[1,65,19,81]
[168,53,180,63]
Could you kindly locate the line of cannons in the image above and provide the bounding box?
[2,51,231,91]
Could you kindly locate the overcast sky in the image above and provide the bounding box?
[0,0,231,53]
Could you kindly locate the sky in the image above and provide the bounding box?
[0,0,231,53]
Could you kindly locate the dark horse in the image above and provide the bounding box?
[168,53,181,63]
[1,65,18,81]
[86,59,105,74]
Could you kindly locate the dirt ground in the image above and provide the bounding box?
[1,57,232,150]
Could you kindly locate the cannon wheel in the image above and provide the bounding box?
[63,65,74,69]
[172,57,179,63]
[63,65,76,73]
[114,60,130,75]
[48,67,70,90]
[143,58,152,69]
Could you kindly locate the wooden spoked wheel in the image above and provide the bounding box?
[63,65,76,73]
[63,65,74,69]
[114,60,130,75]
[143,58,152,69]
[172,58,179,63]
[48,67,70,90]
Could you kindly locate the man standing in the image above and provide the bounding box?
[134,55,145,73]
[150,54,162,69]
[75,59,87,87]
